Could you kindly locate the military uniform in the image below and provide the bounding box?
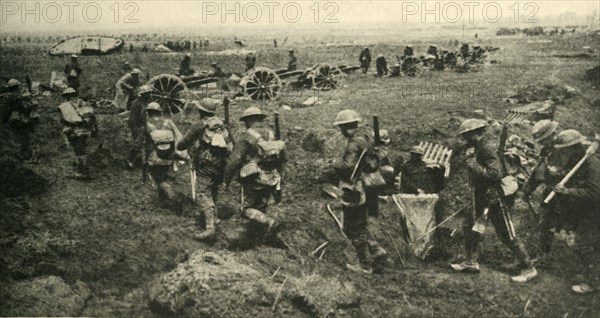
[401,159,439,194]
[376,55,388,77]
[127,86,153,167]
[359,48,371,74]
[334,125,385,270]
[115,70,141,111]
[57,95,98,178]
[177,117,232,240]
[2,90,39,159]
[463,135,532,269]
[287,51,298,71]
[179,55,195,76]
[245,53,256,71]
[145,114,177,206]
[64,62,82,90]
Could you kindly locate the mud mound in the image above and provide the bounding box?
[289,273,360,317]
[0,276,90,316]
[511,83,571,104]
[584,65,600,87]
[147,250,282,317]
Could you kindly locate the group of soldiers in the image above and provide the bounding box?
[359,43,490,77]
[2,48,597,294]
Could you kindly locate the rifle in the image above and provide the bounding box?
[274,112,283,204]
[496,122,516,240]
[141,106,148,184]
[223,95,234,143]
[544,140,599,204]
[373,115,381,145]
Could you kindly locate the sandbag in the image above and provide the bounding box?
[392,193,439,259]
[57,102,83,124]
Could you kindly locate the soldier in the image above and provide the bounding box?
[521,120,561,259]
[177,103,232,241]
[209,63,226,78]
[359,47,371,74]
[245,52,256,71]
[332,110,387,274]
[1,79,39,159]
[451,119,537,283]
[115,68,141,111]
[127,85,153,168]
[460,43,470,62]
[402,45,414,59]
[389,63,401,77]
[179,53,195,76]
[64,54,82,90]
[375,54,388,77]
[144,102,179,209]
[287,49,297,71]
[546,130,600,294]
[57,88,98,179]
[401,145,444,194]
[224,107,286,241]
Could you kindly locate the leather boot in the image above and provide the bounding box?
[195,206,217,241]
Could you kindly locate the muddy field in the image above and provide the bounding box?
[1,28,600,317]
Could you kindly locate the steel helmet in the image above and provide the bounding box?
[7,79,20,87]
[532,120,559,142]
[197,98,218,114]
[145,102,162,111]
[554,129,586,148]
[138,85,153,94]
[71,54,78,58]
[458,118,487,135]
[132,68,141,74]
[333,109,361,126]
[62,87,77,96]
[240,106,266,121]
[410,145,424,155]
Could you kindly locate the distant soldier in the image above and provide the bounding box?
[375,54,388,77]
[389,63,401,77]
[332,110,387,274]
[274,39,278,48]
[57,88,98,179]
[245,52,256,71]
[127,85,153,168]
[460,43,470,62]
[64,54,82,90]
[179,53,195,76]
[451,119,537,283]
[521,120,561,260]
[177,101,232,241]
[402,45,414,59]
[544,130,600,294]
[1,79,39,159]
[144,102,179,209]
[427,45,438,56]
[287,49,297,71]
[400,145,444,194]
[115,68,141,111]
[359,47,371,74]
[209,63,226,78]
[224,107,286,241]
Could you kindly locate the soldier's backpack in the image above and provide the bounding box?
[240,140,286,187]
[150,129,175,160]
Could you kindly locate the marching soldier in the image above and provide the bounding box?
[521,120,561,259]
[64,54,82,90]
[57,88,98,179]
[224,107,286,241]
[332,109,386,274]
[144,102,179,209]
[287,49,297,71]
[127,85,153,168]
[451,119,537,283]
[177,101,232,241]
[1,79,39,159]
[359,47,371,74]
[542,130,600,294]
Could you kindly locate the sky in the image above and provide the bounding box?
[1,0,598,33]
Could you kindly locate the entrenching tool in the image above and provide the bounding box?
[544,140,599,204]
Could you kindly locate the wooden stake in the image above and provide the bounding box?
[272,276,288,312]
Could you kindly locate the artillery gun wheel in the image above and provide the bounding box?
[242,67,282,100]
[147,74,189,115]
[311,64,343,90]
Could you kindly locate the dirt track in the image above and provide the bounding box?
[1,30,599,317]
